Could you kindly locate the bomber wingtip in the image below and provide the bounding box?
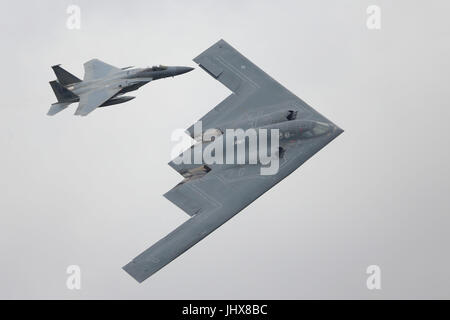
[122,263,147,283]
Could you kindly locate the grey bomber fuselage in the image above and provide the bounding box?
[171,110,337,176]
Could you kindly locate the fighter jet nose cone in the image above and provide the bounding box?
[175,66,194,76]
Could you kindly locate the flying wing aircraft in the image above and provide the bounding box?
[48,59,193,116]
[123,39,343,282]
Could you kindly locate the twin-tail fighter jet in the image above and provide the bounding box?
[48,59,193,116]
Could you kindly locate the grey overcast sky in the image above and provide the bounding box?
[0,0,449,299]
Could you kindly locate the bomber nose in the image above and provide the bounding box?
[334,126,344,135]
[174,66,194,76]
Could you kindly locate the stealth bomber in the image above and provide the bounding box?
[123,39,343,283]
[48,59,193,116]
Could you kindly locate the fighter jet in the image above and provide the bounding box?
[48,59,194,116]
[123,40,343,282]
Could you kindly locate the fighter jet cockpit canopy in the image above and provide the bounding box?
[151,65,168,71]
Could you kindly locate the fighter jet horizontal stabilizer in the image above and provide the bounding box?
[47,102,71,116]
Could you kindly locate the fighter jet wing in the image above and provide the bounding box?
[187,39,321,139]
[74,86,121,116]
[83,59,121,81]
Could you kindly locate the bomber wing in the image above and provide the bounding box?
[186,39,330,140]
[124,125,341,282]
